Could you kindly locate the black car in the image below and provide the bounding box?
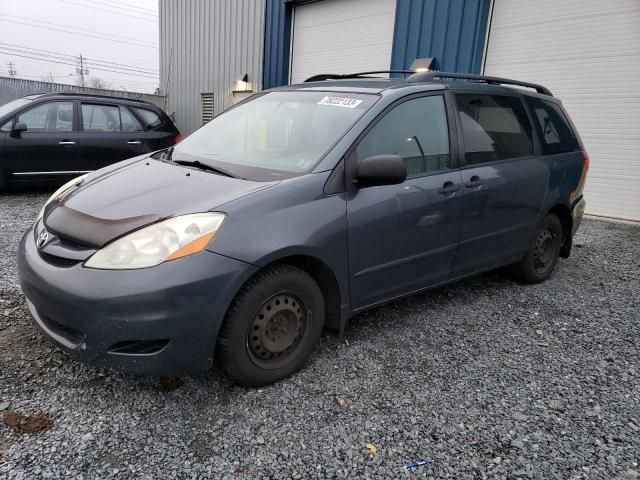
[0,93,180,190]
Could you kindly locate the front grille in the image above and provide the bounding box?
[108,340,169,355]
[39,251,82,268]
[38,310,85,346]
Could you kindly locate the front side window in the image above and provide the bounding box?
[173,91,377,178]
[356,95,450,177]
[82,104,121,132]
[17,102,73,132]
[456,94,533,164]
[526,97,578,154]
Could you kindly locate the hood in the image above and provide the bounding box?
[43,157,276,248]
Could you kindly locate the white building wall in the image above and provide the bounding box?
[159,0,266,135]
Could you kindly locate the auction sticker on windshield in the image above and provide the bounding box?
[317,96,363,109]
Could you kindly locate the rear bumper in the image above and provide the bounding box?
[571,195,586,236]
[18,227,256,375]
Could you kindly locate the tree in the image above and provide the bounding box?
[86,77,113,90]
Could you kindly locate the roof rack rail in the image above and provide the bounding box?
[304,70,414,82]
[38,92,150,103]
[406,71,553,96]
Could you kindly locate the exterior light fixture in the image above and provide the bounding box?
[235,74,251,92]
[410,58,435,72]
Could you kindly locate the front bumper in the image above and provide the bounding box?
[17,227,256,375]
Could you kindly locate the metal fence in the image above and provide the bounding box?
[0,77,166,110]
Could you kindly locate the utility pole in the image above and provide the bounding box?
[75,54,89,86]
[7,62,17,77]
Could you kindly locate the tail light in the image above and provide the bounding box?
[571,150,590,202]
[581,150,590,173]
[174,133,182,144]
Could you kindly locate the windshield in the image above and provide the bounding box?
[173,91,377,180]
[0,98,33,119]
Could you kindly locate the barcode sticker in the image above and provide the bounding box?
[317,96,363,109]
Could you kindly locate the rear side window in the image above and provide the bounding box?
[526,97,578,154]
[456,94,533,164]
[356,95,450,177]
[82,104,121,132]
[119,106,143,132]
[133,108,162,128]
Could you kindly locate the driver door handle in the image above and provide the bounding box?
[127,140,142,145]
[438,181,460,195]
[58,141,76,145]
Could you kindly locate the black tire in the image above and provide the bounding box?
[511,214,563,284]
[217,264,325,387]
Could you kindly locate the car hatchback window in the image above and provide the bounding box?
[456,94,533,164]
[356,95,450,177]
[82,104,121,132]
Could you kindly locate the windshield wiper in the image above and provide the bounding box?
[173,159,236,178]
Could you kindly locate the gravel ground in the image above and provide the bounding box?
[0,191,638,479]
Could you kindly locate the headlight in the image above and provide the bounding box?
[36,174,89,222]
[84,213,226,270]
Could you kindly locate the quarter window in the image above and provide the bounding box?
[456,94,533,164]
[526,97,578,154]
[356,96,450,177]
[133,108,162,128]
[16,102,73,132]
[81,104,121,132]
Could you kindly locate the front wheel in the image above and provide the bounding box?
[511,214,563,284]
[217,265,325,386]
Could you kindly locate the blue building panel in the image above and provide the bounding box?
[390,0,491,74]
[263,0,492,89]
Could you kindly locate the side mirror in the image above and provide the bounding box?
[354,155,407,187]
[12,122,27,133]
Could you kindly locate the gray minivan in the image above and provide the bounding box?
[18,71,588,386]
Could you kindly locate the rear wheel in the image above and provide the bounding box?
[217,264,325,386]
[511,214,563,284]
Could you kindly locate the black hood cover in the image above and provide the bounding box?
[43,158,276,248]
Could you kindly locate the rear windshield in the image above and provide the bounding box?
[173,91,377,179]
[526,97,579,154]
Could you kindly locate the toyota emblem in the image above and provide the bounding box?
[36,229,49,248]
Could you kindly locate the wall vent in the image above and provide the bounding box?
[201,93,214,124]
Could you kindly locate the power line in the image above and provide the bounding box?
[0,16,158,49]
[69,0,157,16]
[0,44,159,75]
[58,0,158,22]
[0,50,159,79]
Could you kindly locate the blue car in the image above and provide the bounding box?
[17,71,588,386]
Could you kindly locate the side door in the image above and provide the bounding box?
[346,93,464,309]
[451,92,548,277]
[2,101,79,179]
[79,102,146,170]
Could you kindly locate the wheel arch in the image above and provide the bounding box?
[547,203,573,258]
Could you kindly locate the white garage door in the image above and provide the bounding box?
[289,0,396,84]
[484,0,640,220]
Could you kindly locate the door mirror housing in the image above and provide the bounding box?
[12,122,27,133]
[354,155,407,187]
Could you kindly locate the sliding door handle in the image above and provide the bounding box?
[464,175,483,188]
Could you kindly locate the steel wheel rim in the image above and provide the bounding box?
[534,227,556,274]
[246,291,311,370]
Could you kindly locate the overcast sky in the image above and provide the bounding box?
[0,0,159,93]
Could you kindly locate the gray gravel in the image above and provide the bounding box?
[1,191,639,479]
